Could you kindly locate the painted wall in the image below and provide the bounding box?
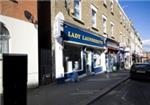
[0,15,38,94]
[55,39,64,78]
[54,12,64,79]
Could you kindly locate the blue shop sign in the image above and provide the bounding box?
[63,24,105,48]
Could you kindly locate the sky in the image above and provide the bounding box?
[119,0,150,52]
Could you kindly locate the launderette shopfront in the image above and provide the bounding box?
[62,23,106,79]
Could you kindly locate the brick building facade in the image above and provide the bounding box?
[51,0,137,80]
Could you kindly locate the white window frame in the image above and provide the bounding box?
[91,5,97,28]
[103,0,107,5]
[110,22,114,36]
[74,0,82,20]
[102,15,107,34]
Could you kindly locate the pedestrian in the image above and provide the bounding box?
[71,61,80,82]
[71,68,79,82]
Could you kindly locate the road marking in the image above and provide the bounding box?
[70,90,99,95]
[87,77,123,81]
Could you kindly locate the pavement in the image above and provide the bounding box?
[27,70,129,105]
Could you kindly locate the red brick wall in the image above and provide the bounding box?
[0,0,37,22]
[0,0,2,14]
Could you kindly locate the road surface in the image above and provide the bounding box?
[90,79,150,105]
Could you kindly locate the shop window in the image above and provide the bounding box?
[74,0,81,20]
[0,22,10,53]
[93,53,101,68]
[63,44,82,72]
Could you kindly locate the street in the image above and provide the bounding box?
[90,79,150,105]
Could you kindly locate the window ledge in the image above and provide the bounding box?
[103,32,108,37]
[111,36,115,39]
[72,16,85,25]
[103,32,107,35]
[91,26,99,31]
[103,34,107,37]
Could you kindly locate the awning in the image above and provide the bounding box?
[107,46,119,51]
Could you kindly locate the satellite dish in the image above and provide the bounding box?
[10,0,18,4]
[24,10,33,22]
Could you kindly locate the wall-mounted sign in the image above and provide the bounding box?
[63,23,105,48]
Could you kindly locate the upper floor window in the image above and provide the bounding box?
[110,0,114,14]
[0,22,10,53]
[123,16,126,27]
[102,15,107,34]
[130,32,134,40]
[119,12,123,24]
[74,0,81,20]
[91,5,97,28]
[110,22,114,36]
[103,0,107,7]
[120,32,123,43]
[128,38,130,44]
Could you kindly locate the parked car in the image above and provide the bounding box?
[130,63,150,80]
